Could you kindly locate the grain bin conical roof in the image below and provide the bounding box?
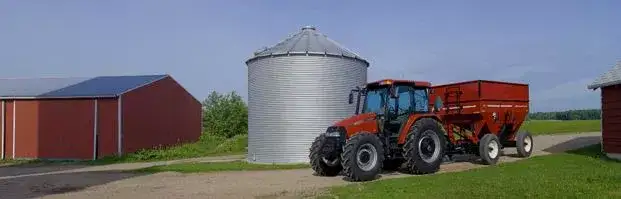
[246,26,369,66]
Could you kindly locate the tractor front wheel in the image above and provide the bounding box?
[309,134,342,176]
[341,132,385,182]
[479,134,501,165]
[403,118,447,175]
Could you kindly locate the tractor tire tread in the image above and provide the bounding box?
[309,134,342,176]
[341,132,385,182]
[403,117,446,175]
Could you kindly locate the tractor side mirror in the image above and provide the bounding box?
[348,92,354,104]
[434,96,443,112]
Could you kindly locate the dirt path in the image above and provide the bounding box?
[0,154,245,180]
[0,132,601,199]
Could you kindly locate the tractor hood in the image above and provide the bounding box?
[334,112,376,127]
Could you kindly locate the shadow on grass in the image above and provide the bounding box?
[542,135,602,154]
[0,170,148,199]
[564,143,621,163]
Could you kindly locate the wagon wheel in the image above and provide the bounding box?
[515,131,533,158]
[479,134,501,165]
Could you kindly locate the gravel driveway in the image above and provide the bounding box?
[0,132,601,199]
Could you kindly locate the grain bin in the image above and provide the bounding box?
[245,26,369,164]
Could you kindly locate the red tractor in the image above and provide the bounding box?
[309,79,531,181]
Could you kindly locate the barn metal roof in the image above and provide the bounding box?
[245,26,369,66]
[0,74,168,99]
[588,61,621,89]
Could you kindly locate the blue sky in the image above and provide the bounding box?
[1,1,619,112]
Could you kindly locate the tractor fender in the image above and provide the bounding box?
[397,114,444,144]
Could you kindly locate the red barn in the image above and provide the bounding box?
[588,61,621,160]
[0,74,201,160]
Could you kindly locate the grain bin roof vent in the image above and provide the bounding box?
[246,26,369,66]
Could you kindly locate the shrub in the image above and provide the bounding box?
[201,91,248,138]
[213,134,248,153]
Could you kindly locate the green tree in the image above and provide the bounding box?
[202,91,248,138]
[527,109,601,120]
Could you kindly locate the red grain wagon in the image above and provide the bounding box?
[430,80,530,162]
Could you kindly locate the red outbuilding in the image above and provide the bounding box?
[0,74,201,160]
[588,61,621,160]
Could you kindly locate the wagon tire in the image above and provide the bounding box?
[309,134,342,176]
[403,118,447,175]
[479,134,501,165]
[341,132,385,182]
[515,131,533,158]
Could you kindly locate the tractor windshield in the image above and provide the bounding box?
[359,86,430,116]
[362,88,388,114]
[353,84,430,116]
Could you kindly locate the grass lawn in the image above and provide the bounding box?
[132,160,309,173]
[91,134,248,165]
[0,134,248,166]
[519,120,600,135]
[322,144,621,199]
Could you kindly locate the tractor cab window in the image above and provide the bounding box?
[388,85,429,117]
[414,88,429,112]
[362,88,387,114]
[397,86,415,115]
[387,85,414,117]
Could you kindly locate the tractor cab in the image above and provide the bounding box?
[348,79,436,136]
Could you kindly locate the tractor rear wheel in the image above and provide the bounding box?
[479,134,501,165]
[341,132,385,182]
[309,134,342,176]
[515,131,533,158]
[403,118,447,174]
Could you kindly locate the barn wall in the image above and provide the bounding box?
[37,99,94,159]
[97,99,118,158]
[14,100,39,158]
[602,86,621,154]
[2,101,14,159]
[121,76,201,154]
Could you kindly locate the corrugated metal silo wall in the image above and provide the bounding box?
[247,55,367,163]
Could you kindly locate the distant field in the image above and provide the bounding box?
[322,144,621,199]
[519,120,600,135]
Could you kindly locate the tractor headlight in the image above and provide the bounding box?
[325,131,341,137]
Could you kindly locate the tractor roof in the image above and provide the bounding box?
[367,79,431,87]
